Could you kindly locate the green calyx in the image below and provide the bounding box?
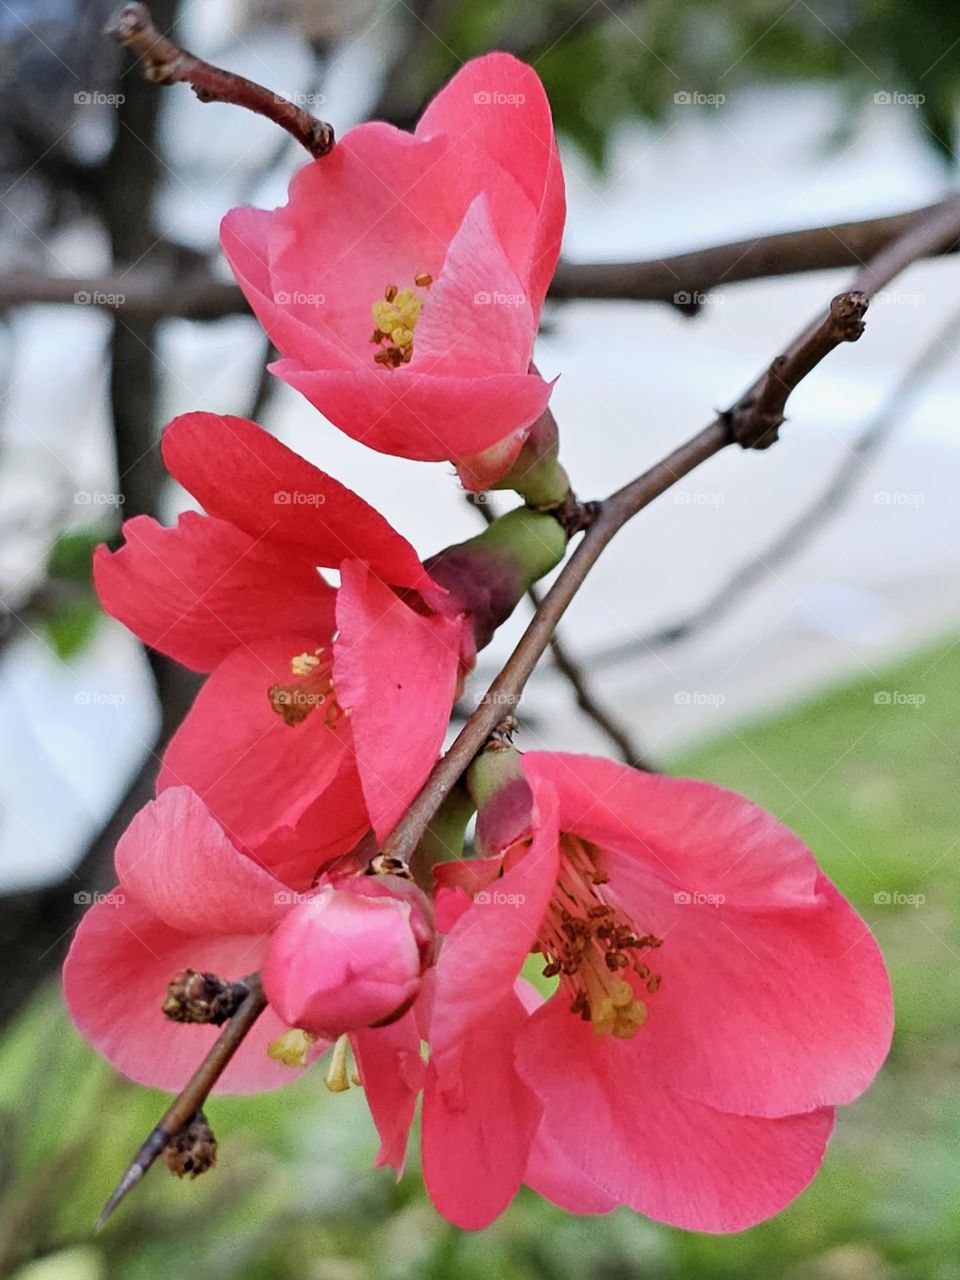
[467,744,524,810]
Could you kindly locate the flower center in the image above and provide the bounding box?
[537,836,662,1039]
[369,274,432,369]
[267,647,343,728]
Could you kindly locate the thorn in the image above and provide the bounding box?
[94,1126,168,1231]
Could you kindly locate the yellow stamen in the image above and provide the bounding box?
[267,1027,317,1068]
[369,273,432,368]
[324,1034,352,1092]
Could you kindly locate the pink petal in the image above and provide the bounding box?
[272,360,552,467]
[517,1005,835,1232]
[525,1127,618,1216]
[422,992,540,1229]
[333,561,462,841]
[521,755,892,1117]
[161,413,434,591]
[158,635,365,860]
[413,194,536,376]
[415,53,565,309]
[352,1009,426,1173]
[116,788,289,934]
[63,897,322,1093]
[94,512,335,673]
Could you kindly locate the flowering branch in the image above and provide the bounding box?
[105,3,335,158]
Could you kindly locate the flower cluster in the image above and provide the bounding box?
[64,53,892,1234]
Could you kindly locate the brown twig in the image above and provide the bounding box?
[5,199,960,320]
[94,976,267,1230]
[465,493,651,766]
[105,3,334,158]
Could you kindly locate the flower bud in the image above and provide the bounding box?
[263,875,434,1039]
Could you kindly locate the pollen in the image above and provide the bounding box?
[267,1027,317,1068]
[369,274,432,369]
[537,836,662,1040]
[268,647,341,729]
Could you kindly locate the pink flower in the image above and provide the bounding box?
[263,875,434,1038]
[64,786,428,1169]
[94,412,468,884]
[220,53,565,490]
[423,753,893,1231]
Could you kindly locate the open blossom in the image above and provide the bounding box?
[64,786,430,1170]
[220,53,565,491]
[94,411,468,884]
[424,752,893,1231]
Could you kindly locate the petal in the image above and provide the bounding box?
[94,512,335,673]
[158,635,366,860]
[352,1009,426,1173]
[415,53,565,309]
[525,1127,618,1216]
[422,992,540,1229]
[63,897,322,1093]
[412,194,536,376]
[333,561,462,841]
[272,361,552,466]
[517,1005,835,1233]
[161,413,434,591]
[522,753,818,908]
[521,755,893,1117]
[116,787,289,934]
[606,868,892,1118]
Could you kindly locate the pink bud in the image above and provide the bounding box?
[263,875,434,1038]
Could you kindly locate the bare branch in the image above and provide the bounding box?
[105,3,334,157]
